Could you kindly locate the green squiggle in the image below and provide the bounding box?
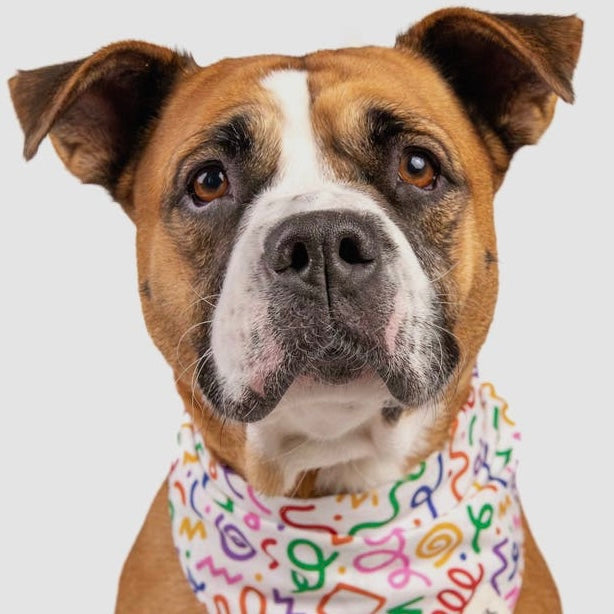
[387,596,424,613]
[408,461,427,481]
[168,499,175,521]
[348,464,425,536]
[469,415,477,446]
[288,539,338,593]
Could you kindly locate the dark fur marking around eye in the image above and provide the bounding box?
[367,108,405,146]
[164,110,278,216]
[210,115,253,159]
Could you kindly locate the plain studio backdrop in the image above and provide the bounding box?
[0,0,611,611]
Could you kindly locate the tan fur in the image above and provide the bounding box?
[8,8,582,612]
[116,483,202,614]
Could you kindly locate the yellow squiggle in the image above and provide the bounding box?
[481,382,516,426]
[415,522,463,567]
[179,517,207,540]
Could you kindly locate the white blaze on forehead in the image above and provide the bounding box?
[261,70,328,192]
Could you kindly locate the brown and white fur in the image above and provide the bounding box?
[9,7,582,612]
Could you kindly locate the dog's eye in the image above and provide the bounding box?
[190,163,229,205]
[399,148,438,190]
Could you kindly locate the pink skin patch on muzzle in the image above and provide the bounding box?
[248,335,284,396]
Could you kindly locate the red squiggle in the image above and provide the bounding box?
[280,504,336,535]
[280,504,351,545]
[261,538,279,569]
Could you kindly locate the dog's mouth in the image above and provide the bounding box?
[196,305,459,423]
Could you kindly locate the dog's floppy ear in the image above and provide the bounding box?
[9,41,195,214]
[396,8,582,168]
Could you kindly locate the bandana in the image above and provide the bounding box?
[168,372,523,613]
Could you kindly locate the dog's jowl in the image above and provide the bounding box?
[10,7,582,613]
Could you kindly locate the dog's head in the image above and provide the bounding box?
[10,9,581,491]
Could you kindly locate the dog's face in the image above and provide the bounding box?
[10,8,581,491]
[152,52,481,423]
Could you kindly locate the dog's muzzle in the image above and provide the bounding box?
[204,187,458,422]
[260,210,399,386]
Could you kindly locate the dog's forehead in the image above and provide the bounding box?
[149,47,475,165]
[305,46,468,124]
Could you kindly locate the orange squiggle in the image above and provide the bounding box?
[449,416,469,502]
[173,480,186,505]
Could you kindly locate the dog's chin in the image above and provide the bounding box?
[199,344,456,424]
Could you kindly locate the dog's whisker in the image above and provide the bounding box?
[174,353,207,386]
[427,260,459,284]
[175,318,214,366]
[190,349,214,413]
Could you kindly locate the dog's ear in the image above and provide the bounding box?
[396,8,583,170]
[9,41,195,215]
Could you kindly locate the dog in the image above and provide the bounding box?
[9,7,582,613]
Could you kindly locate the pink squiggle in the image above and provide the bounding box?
[247,485,272,515]
[195,555,243,585]
[354,528,432,589]
[505,586,520,608]
[512,514,522,529]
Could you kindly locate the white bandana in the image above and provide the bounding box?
[168,372,523,613]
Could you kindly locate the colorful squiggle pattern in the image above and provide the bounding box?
[168,372,523,612]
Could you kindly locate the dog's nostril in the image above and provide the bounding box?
[290,242,309,272]
[339,236,370,265]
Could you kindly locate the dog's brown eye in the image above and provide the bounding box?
[191,164,229,205]
[399,148,438,190]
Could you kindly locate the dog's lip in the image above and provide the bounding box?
[285,368,378,390]
[199,352,449,424]
[250,354,375,399]
[249,361,405,412]
[241,364,379,421]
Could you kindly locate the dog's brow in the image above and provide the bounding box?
[209,115,253,158]
[367,108,406,145]
[177,114,255,165]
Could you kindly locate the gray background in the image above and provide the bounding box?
[1,0,611,611]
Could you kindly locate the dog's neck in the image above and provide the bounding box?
[177,363,474,498]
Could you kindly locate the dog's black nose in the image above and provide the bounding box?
[263,210,387,302]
